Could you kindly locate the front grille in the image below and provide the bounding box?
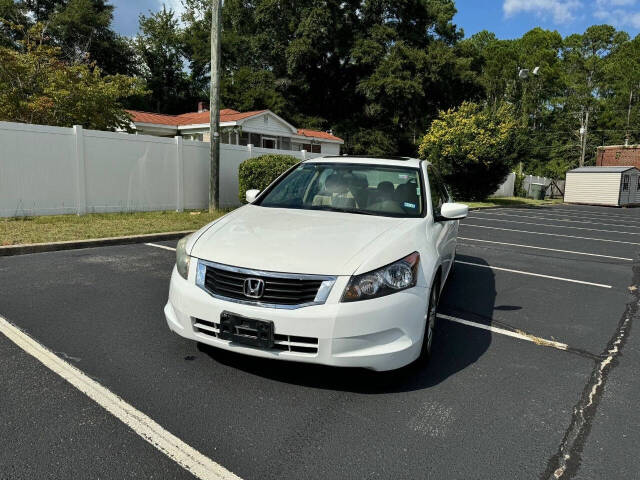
[193,318,319,355]
[202,264,326,306]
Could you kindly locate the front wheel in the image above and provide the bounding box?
[417,281,439,363]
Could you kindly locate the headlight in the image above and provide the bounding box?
[342,252,420,302]
[176,235,191,279]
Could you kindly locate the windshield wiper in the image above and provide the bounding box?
[308,206,377,216]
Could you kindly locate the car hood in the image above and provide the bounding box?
[189,205,410,275]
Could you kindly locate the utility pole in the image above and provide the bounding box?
[209,0,222,212]
[579,110,589,168]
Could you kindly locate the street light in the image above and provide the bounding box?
[518,67,540,79]
[579,126,587,167]
[517,66,541,127]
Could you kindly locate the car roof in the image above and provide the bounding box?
[305,155,426,168]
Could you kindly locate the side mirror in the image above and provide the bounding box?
[438,202,468,221]
[245,189,261,203]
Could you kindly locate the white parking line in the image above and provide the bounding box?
[462,223,640,246]
[467,216,640,236]
[495,207,640,223]
[437,314,569,351]
[0,315,241,480]
[146,243,177,252]
[457,237,633,261]
[552,207,640,219]
[455,260,612,288]
[471,210,640,229]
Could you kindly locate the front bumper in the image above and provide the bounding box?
[165,266,429,371]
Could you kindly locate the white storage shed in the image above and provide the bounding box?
[564,166,640,206]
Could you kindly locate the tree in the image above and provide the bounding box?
[0,0,28,47]
[464,31,518,108]
[0,24,145,130]
[418,102,518,201]
[179,0,477,156]
[48,0,136,75]
[133,7,191,114]
[221,67,286,114]
[602,34,640,145]
[562,25,628,166]
[20,0,58,22]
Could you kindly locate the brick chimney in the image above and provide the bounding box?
[197,101,208,113]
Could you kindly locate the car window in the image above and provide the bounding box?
[257,163,424,218]
[427,166,449,217]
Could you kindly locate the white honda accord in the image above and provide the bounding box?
[165,156,468,371]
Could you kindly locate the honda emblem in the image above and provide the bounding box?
[243,278,265,299]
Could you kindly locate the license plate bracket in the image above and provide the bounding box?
[219,312,274,349]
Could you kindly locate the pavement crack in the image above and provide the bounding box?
[540,259,640,480]
[56,351,81,362]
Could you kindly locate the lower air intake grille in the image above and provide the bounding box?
[193,318,318,355]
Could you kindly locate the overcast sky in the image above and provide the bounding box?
[110,0,640,39]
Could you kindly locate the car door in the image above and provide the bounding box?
[426,165,457,277]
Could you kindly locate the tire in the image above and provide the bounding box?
[417,279,439,364]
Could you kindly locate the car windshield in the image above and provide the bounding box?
[256,163,424,217]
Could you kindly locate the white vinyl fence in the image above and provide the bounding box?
[492,173,565,198]
[493,173,516,197]
[0,121,318,217]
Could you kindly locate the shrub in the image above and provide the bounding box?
[418,102,518,201]
[238,154,300,202]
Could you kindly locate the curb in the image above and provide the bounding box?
[468,203,562,212]
[0,231,195,257]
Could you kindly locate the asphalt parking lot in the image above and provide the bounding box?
[1,204,639,480]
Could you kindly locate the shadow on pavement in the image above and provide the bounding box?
[197,255,497,394]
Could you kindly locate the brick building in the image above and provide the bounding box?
[596,145,640,167]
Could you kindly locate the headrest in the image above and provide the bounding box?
[377,181,395,196]
[325,174,347,194]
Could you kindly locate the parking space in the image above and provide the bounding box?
[1,204,639,479]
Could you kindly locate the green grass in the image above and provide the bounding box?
[464,197,563,209]
[1,197,563,246]
[1,210,228,246]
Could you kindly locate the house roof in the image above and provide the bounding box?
[296,128,342,142]
[570,166,640,173]
[597,145,640,150]
[126,109,343,142]
[126,109,267,126]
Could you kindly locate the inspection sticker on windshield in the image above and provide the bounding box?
[404,202,416,209]
[399,174,408,180]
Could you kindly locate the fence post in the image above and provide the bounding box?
[175,136,184,212]
[247,143,253,158]
[73,125,87,215]
[301,149,307,161]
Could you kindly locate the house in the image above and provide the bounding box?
[126,105,343,155]
[596,145,640,168]
[564,166,640,206]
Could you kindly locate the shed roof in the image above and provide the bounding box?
[569,166,640,173]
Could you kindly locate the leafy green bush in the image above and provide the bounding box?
[418,102,518,201]
[238,154,300,202]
